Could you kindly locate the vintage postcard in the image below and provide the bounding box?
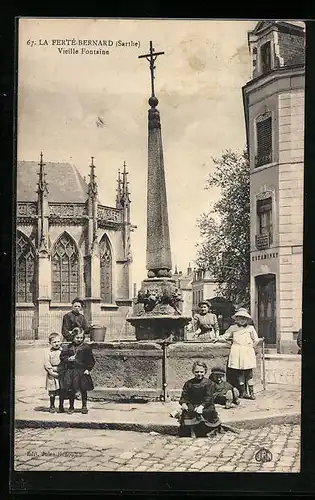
[13,17,303,480]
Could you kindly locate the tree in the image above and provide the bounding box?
[196,149,250,308]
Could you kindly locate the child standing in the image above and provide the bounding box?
[44,333,62,413]
[178,361,221,437]
[59,327,95,414]
[213,309,260,400]
[208,366,240,409]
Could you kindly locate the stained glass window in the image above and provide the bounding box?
[52,232,79,303]
[100,235,112,303]
[16,231,36,303]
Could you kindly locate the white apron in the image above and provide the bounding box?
[223,325,258,370]
[44,348,61,391]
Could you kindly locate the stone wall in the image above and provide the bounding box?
[90,341,263,401]
[265,354,301,386]
[278,31,305,67]
[278,88,304,352]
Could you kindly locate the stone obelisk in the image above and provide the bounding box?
[127,42,191,341]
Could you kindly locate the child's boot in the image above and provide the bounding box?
[81,391,88,413]
[239,384,246,399]
[49,396,56,413]
[225,390,233,409]
[67,394,75,414]
[232,388,240,406]
[248,385,256,400]
[58,392,65,413]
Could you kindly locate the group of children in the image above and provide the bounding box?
[43,306,261,437]
[177,308,262,437]
[44,327,95,414]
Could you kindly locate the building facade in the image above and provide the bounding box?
[172,264,194,317]
[191,269,219,314]
[242,21,305,352]
[16,154,134,341]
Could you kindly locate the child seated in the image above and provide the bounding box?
[209,366,240,409]
[178,361,221,437]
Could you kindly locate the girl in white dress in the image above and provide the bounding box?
[213,309,260,400]
[43,333,62,412]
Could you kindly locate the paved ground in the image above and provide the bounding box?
[14,344,301,473]
[14,424,300,472]
[14,345,301,432]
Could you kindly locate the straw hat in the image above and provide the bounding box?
[232,308,252,320]
[198,300,211,309]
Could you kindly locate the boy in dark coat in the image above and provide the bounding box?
[62,298,90,342]
[209,366,240,409]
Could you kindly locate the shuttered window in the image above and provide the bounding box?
[257,197,273,244]
[261,42,271,74]
[256,116,272,167]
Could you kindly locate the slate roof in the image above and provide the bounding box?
[17,161,89,203]
[252,20,305,35]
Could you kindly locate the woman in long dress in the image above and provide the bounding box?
[189,301,220,341]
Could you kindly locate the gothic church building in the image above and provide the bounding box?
[16,154,134,340]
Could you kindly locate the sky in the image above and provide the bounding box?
[17,18,257,288]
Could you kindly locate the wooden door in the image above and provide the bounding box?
[256,274,276,344]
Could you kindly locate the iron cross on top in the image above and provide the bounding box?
[138,41,165,97]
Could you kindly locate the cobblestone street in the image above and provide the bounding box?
[14,424,300,473]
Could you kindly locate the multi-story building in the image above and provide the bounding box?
[242,20,305,352]
[172,264,194,317]
[191,269,219,314]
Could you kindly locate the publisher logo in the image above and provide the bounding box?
[255,448,273,463]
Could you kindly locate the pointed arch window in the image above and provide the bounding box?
[100,235,112,303]
[16,231,36,303]
[52,233,79,303]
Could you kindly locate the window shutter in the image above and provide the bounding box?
[256,117,272,166]
[261,42,271,73]
[257,197,272,214]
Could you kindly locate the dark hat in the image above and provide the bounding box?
[72,297,85,307]
[211,366,226,375]
[198,300,211,309]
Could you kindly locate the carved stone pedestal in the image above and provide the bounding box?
[127,278,191,341]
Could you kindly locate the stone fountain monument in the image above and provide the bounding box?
[90,43,263,401]
[126,41,191,341]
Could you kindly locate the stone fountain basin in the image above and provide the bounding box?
[126,314,192,341]
[89,341,263,402]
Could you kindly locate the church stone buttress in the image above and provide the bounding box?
[115,162,133,305]
[84,157,101,325]
[36,152,51,338]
